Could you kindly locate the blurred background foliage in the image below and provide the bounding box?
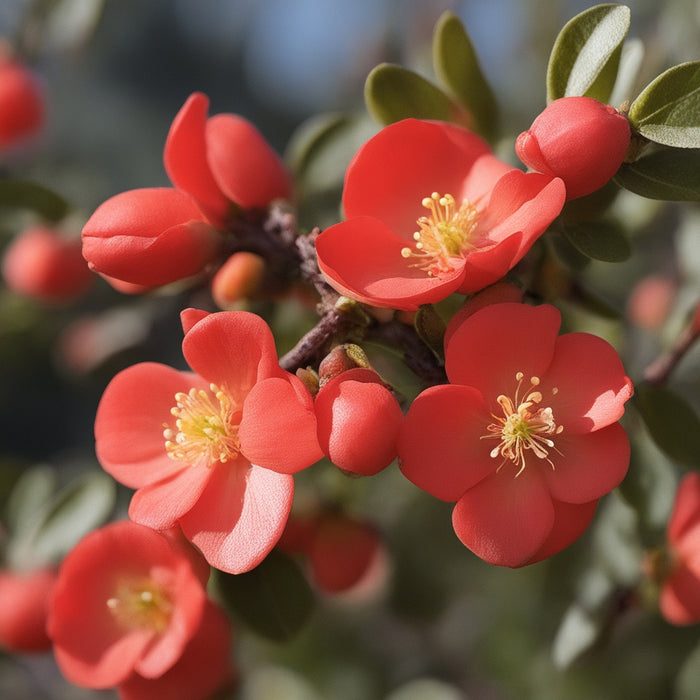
[1,0,700,698]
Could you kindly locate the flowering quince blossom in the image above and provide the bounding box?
[657,472,700,625]
[164,91,292,227]
[47,520,210,689]
[315,118,566,311]
[94,309,323,573]
[515,96,631,201]
[0,50,44,149]
[398,302,633,567]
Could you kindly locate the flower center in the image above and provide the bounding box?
[483,372,563,477]
[106,578,173,633]
[163,383,240,467]
[400,192,479,276]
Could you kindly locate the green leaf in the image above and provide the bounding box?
[628,62,700,147]
[414,304,446,361]
[4,464,56,538]
[0,179,70,222]
[6,471,116,569]
[212,550,315,642]
[614,146,700,200]
[364,63,461,126]
[677,642,700,700]
[634,383,700,466]
[561,220,631,262]
[547,4,631,103]
[432,11,499,141]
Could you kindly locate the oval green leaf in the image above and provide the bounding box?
[0,179,70,222]
[547,4,631,103]
[628,61,700,147]
[614,147,700,200]
[561,220,631,262]
[634,383,700,466]
[4,464,56,538]
[364,63,462,126]
[212,549,315,642]
[414,304,446,361]
[432,11,499,142]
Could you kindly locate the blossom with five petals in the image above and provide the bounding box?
[398,302,633,567]
[316,119,565,311]
[94,309,323,573]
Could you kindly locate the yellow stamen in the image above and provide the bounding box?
[400,192,479,276]
[106,579,173,633]
[482,372,563,477]
[163,383,240,467]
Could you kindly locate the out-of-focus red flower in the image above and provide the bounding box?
[515,96,630,201]
[0,51,44,149]
[94,309,323,573]
[316,118,565,311]
[118,599,236,700]
[315,368,403,476]
[47,520,209,690]
[626,275,676,331]
[2,225,93,303]
[0,566,57,653]
[82,188,222,290]
[164,92,292,227]
[658,472,700,625]
[399,302,633,567]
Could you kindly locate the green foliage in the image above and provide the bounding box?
[561,220,631,262]
[414,304,446,361]
[546,4,631,103]
[628,62,700,148]
[0,179,70,222]
[432,11,499,142]
[212,549,315,642]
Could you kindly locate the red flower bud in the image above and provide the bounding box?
[82,188,222,289]
[0,567,57,653]
[2,225,93,303]
[516,96,630,200]
[211,251,266,309]
[0,52,44,149]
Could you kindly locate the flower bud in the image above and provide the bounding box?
[2,225,93,303]
[211,251,266,309]
[515,96,630,200]
[0,51,44,149]
[82,187,222,289]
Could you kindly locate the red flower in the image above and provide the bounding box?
[0,567,57,653]
[94,309,323,573]
[164,92,292,227]
[2,225,93,303]
[659,472,700,625]
[118,599,235,700]
[0,51,44,149]
[398,302,633,567]
[47,521,209,689]
[82,188,222,289]
[315,368,404,476]
[316,119,565,311]
[515,96,630,201]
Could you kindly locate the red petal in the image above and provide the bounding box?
[316,215,465,311]
[179,462,294,574]
[163,93,230,226]
[452,467,555,567]
[180,308,210,336]
[456,232,523,294]
[205,114,291,208]
[524,499,598,565]
[182,311,283,403]
[660,563,700,625]
[95,363,206,489]
[543,424,630,503]
[445,302,561,401]
[668,472,700,545]
[239,376,323,473]
[541,332,633,433]
[398,385,495,501]
[343,119,492,235]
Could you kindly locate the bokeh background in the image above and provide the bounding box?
[1,0,700,698]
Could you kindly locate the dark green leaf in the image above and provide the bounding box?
[364,63,461,126]
[628,62,700,148]
[547,4,631,103]
[414,304,446,361]
[0,179,70,221]
[676,642,700,700]
[432,11,499,141]
[614,146,700,200]
[212,549,315,642]
[634,383,700,465]
[561,220,631,262]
